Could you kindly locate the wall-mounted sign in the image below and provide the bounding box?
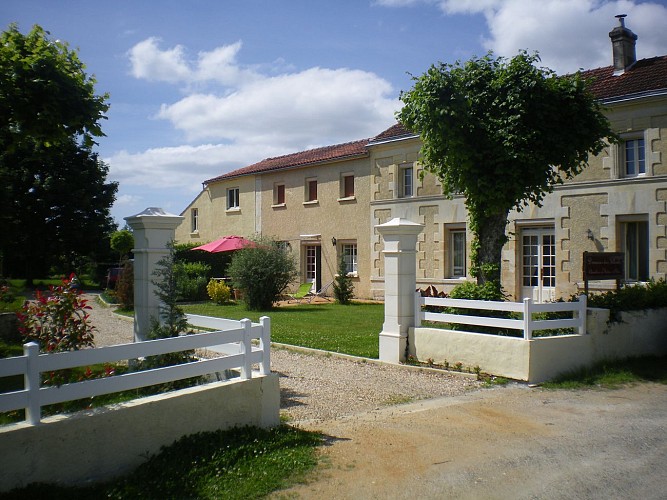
[583,252,624,280]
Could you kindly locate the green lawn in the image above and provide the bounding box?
[542,355,667,389]
[182,301,384,359]
[4,425,322,499]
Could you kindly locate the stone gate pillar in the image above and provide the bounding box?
[125,207,183,342]
[376,217,423,363]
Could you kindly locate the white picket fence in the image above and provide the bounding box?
[0,314,270,425]
[415,293,587,339]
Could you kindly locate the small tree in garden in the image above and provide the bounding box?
[17,274,95,352]
[228,236,297,310]
[207,279,232,304]
[333,256,354,305]
[137,243,198,390]
[110,229,134,266]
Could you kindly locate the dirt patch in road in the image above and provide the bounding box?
[274,383,667,499]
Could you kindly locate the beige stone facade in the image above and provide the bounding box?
[176,26,666,302]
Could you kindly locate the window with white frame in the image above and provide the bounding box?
[190,208,199,233]
[342,243,358,275]
[399,164,413,198]
[450,230,466,278]
[227,187,240,210]
[620,218,649,281]
[624,137,646,176]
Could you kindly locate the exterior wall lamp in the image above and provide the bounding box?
[586,229,595,240]
[331,237,337,246]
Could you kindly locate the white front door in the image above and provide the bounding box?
[521,228,556,302]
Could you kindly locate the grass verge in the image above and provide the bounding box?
[2,425,322,499]
[541,355,667,389]
[182,301,383,359]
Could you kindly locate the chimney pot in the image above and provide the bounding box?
[609,15,637,75]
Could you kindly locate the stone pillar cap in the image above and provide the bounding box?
[375,217,424,234]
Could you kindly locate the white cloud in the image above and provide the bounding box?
[115,193,143,206]
[157,67,399,146]
[128,37,191,83]
[105,143,290,189]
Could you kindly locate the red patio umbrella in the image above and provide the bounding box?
[191,236,254,253]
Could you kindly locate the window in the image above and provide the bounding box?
[342,243,358,274]
[305,178,318,202]
[450,230,466,278]
[621,220,649,281]
[190,208,199,233]
[227,188,240,210]
[274,183,285,205]
[624,137,645,176]
[399,164,413,198]
[341,174,354,199]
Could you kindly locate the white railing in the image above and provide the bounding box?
[415,293,587,339]
[0,314,270,425]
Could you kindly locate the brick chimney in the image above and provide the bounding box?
[609,14,637,75]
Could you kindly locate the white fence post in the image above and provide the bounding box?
[375,218,424,364]
[578,294,587,335]
[414,290,422,328]
[240,319,252,379]
[259,316,271,375]
[125,207,184,342]
[523,298,533,340]
[24,342,40,425]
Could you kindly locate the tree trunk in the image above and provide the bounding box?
[474,211,510,286]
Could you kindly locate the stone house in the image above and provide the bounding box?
[176,17,667,301]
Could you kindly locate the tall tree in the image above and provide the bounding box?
[398,51,615,287]
[0,24,116,279]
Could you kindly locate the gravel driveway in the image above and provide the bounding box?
[85,294,483,422]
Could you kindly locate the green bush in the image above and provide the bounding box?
[333,256,354,305]
[174,242,231,279]
[174,261,211,301]
[207,279,232,304]
[443,281,517,336]
[115,258,134,310]
[228,237,297,310]
[586,278,667,320]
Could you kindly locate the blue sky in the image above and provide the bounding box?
[3,0,667,227]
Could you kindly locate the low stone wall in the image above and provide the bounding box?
[0,312,19,343]
[0,373,280,491]
[409,308,667,384]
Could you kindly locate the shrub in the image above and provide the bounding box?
[444,281,517,336]
[175,242,230,279]
[17,274,95,352]
[585,278,667,321]
[140,243,199,391]
[333,256,354,305]
[228,237,297,310]
[207,279,232,304]
[174,261,211,301]
[115,258,134,310]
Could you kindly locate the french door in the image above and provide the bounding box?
[304,245,321,292]
[521,228,556,302]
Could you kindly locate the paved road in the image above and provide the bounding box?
[275,382,667,499]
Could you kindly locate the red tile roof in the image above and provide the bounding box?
[205,54,666,185]
[581,55,667,101]
[205,138,369,184]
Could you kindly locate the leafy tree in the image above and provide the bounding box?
[333,256,354,305]
[228,237,297,310]
[110,230,134,264]
[0,24,108,151]
[0,24,115,280]
[398,51,615,287]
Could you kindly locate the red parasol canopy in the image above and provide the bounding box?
[191,236,254,253]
